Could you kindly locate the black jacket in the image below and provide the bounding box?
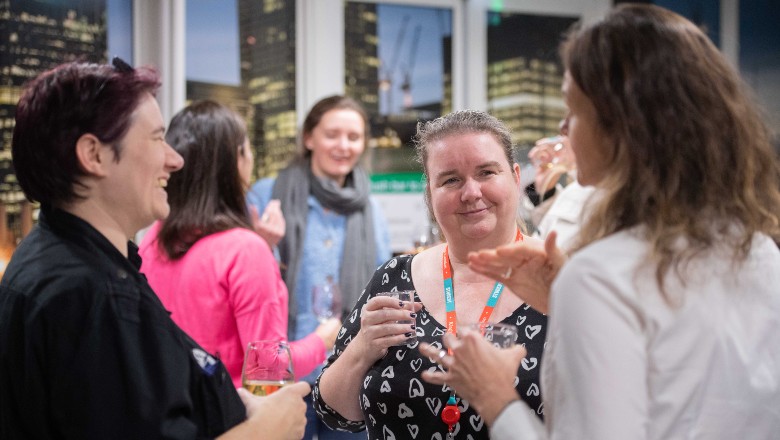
[0,206,245,439]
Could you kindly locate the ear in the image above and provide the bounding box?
[302,133,313,151]
[74,133,111,177]
[513,162,521,185]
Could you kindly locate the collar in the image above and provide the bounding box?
[40,204,143,273]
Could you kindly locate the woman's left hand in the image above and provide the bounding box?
[251,199,286,248]
[420,330,526,426]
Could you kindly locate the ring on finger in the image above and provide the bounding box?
[503,267,513,279]
[438,350,447,360]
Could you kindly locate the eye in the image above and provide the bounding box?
[441,177,459,186]
[348,133,362,142]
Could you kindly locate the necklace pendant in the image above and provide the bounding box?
[446,432,455,440]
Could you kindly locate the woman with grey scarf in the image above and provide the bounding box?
[246,95,391,440]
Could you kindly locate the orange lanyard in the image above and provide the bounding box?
[441,228,522,353]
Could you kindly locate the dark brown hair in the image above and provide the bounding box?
[157,100,252,259]
[562,4,780,289]
[12,59,160,207]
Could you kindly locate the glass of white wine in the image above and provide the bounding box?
[312,275,343,324]
[241,340,294,396]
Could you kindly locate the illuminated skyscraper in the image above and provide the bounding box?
[345,2,379,115]
[238,0,297,178]
[486,12,577,147]
[0,0,106,239]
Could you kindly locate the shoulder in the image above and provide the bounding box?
[197,228,271,256]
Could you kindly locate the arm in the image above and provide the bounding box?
[228,233,326,379]
[542,255,648,439]
[313,268,422,427]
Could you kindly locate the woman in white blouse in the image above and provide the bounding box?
[421,4,780,439]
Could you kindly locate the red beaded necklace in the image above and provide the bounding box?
[439,229,522,438]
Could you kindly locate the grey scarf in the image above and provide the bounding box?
[272,157,378,337]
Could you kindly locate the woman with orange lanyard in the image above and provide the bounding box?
[313,110,547,439]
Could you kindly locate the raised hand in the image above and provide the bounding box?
[251,199,286,248]
[468,232,566,314]
[420,330,526,426]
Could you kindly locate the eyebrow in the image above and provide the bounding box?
[434,160,503,180]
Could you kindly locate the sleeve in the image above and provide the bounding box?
[311,260,392,432]
[370,197,392,266]
[245,177,275,213]
[226,232,325,379]
[544,253,648,440]
[490,401,547,440]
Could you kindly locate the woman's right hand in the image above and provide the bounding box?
[219,382,310,440]
[468,232,565,315]
[351,295,422,366]
[238,382,310,440]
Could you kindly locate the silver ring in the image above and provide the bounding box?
[503,267,513,279]
[438,350,447,360]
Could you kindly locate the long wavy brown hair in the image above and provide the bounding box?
[562,4,780,293]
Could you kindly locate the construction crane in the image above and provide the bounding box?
[379,14,410,115]
[401,25,422,109]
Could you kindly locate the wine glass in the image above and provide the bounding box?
[241,340,295,396]
[312,275,343,323]
[464,322,518,348]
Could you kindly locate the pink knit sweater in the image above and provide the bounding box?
[139,222,325,388]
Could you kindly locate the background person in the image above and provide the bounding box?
[428,4,780,439]
[0,59,309,439]
[314,110,547,439]
[527,135,596,252]
[247,95,391,440]
[139,100,340,388]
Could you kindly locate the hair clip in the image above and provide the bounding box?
[111,56,134,73]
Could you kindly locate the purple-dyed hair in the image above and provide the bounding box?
[12,59,161,207]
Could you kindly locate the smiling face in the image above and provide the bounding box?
[102,93,184,236]
[561,72,611,186]
[305,108,366,186]
[426,131,520,246]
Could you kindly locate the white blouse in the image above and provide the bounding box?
[491,229,780,439]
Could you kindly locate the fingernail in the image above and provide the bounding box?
[410,324,416,330]
[410,312,417,318]
[399,301,404,307]
[404,332,413,337]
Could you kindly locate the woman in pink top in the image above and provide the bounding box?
[140,100,340,388]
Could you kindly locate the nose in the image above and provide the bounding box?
[461,178,482,202]
[166,142,184,171]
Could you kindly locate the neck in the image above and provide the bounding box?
[62,199,132,257]
[445,226,520,264]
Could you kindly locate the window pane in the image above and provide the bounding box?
[486,12,578,155]
[346,1,452,173]
[0,0,129,242]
